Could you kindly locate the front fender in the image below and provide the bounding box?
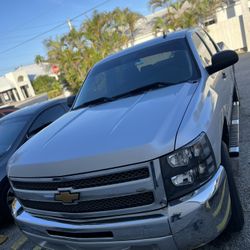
[175,75,229,167]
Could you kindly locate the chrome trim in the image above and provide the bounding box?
[10,162,150,183]
[13,166,230,250]
[229,146,239,153]
[11,160,167,219]
[233,101,239,106]
[168,166,231,249]
[232,119,239,125]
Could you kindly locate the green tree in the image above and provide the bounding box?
[44,8,142,94]
[124,8,143,44]
[32,75,62,99]
[149,0,227,33]
[149,0,174,10]
[34,55,45,64]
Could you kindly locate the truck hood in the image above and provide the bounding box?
[8,83,198,178]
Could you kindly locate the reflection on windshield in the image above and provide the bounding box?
[74,38,200,109]
[0,119,27,155]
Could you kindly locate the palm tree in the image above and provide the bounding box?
[152,16,169,36]
[124,8,143,44]
[149,0,227,33]
[82,10,130,55]
[34,55,45,64]
[149,0,172,10]
[112,8,127,34]
[44,8,143,93]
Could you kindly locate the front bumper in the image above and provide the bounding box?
[12,166,231,250]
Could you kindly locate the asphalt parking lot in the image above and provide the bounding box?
[0,53,250,250]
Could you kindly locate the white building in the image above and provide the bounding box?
[207,0,250,50]
[132,0,250,51]
[0,69,35,106]
[18,63,59,81]
[0,62,60,106]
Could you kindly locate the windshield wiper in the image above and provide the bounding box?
[113,81,183,99]
[73,97,114,110]
[73,81,189,110]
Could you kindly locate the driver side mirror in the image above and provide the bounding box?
[206,50,239,75]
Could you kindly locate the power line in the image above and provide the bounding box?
[0,25,67,44]
[0,0,112,56]
[0,19,83,41]
[0,21,64,37]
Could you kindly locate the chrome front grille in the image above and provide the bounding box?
[20,192,154,213]
[12,167,150,190]
[11,160,167,219]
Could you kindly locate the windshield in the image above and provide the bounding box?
[74,38,200,109]
[0,118,27,155]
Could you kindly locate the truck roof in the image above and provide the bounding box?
[96,29,191,66]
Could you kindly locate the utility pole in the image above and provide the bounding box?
[67,19,73,31]
[240,0,250,52]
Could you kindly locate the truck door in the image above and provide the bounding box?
[193,32,233,124]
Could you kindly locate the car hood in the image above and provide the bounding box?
[8,83,198,178]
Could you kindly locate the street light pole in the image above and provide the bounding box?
[240,0,250,52]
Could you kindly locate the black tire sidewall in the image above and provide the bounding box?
[0,179,12,224]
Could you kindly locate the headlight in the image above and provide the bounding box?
[160,133,217,201]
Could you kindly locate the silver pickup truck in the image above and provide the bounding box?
[8,28,244,250]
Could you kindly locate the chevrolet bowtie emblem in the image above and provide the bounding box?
[55,190,80,204]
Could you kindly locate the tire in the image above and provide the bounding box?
[221,142,244,232]
[0,179,13,224]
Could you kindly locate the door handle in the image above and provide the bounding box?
[222,72,227,79]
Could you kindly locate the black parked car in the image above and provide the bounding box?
[0,106,18,118]
[0,98,70,223]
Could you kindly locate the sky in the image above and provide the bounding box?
[0,0,152,76]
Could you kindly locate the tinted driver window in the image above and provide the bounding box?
[198,30,218,55]
[192,33,212,67]
[28,105,65,136]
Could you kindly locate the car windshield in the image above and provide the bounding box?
[73,38,200,109]
[0,118,27,155]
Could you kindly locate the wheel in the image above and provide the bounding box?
[221,142,244,232]
[0,179,13,224]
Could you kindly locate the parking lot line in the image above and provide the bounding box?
[11,235,27,250]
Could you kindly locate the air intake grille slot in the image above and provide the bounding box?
[47,230,113,238]
[12,168,149,191]
[20,192,154,213]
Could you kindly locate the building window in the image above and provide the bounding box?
[204,18,217,27]
[14,88,21,101]
[226,0,236,5]
[17,76,24,82]
[3,93,10,101]
[0,89,17,103]
[21,85,30,99]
